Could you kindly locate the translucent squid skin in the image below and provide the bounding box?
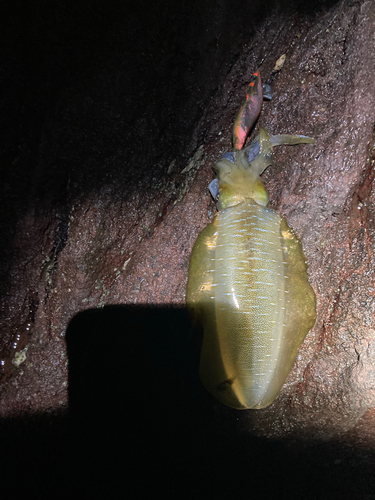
[186,128,316,409]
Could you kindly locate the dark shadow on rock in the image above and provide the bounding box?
[1,303,375,498]
[65,304,375,499]
[65,304,215,497]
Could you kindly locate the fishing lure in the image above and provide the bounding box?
[187,74,316,410]
[232,70,273,150]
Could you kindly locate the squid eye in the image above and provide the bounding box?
[219,152,235,163]
[208,179,220,204]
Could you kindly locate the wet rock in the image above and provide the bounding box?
[1,1,375,497]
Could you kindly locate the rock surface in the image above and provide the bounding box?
[1,0,375,498]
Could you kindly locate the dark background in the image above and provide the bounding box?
[0,0,339,296]
[3,304,375,499]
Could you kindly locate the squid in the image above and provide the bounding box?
[186,71,316,409]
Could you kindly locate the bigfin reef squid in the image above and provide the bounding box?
[187,70,316,410]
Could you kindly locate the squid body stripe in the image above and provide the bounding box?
[187,191,316,410]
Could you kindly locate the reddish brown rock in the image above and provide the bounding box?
[1,2,375,489]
